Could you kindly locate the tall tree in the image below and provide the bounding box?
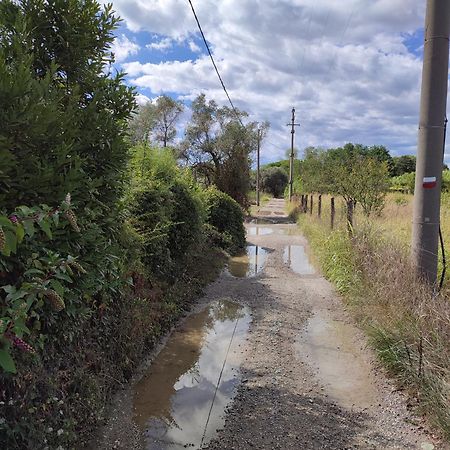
[153,95,184,147]
[128,103,156,144]
[181,93,258,206]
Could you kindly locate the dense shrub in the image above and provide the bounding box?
[127,146,206,281]
[261,167,288,197]
[390,172,415,193]
[391,170,450,194]
[202,187,246,254]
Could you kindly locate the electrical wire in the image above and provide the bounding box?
[200,315,240,448]
[187,0,244,127]
[438,117,448,292]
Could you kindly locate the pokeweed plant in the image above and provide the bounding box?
[0,194,84,373]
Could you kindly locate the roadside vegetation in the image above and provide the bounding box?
[0,1,249,448]
[293,143,450,440]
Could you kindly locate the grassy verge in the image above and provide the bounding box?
[299,212,450,441]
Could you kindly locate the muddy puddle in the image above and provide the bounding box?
[283,245,315,275]
[228,245,269,278]
[133,299,251,449]
[296,311,378,409]
[247,225,299,236]
[247,226,274,236]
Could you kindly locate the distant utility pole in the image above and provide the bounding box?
[256,128,261,206]
[286,108,300,201]
[412,0,450,284]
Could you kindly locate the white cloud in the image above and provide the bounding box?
[188,40,201,53]
[112,0,430,161]
[146,37,174,52]
[111,34,139,63]
[136,93,151,106]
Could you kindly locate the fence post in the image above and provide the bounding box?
[347,200,354,236]
[304,194,308,213]
[301,194,305,213]
[331,197,335,229]
[318,194,322,218]
[310,194,313,215]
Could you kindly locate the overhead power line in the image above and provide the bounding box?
[187,0,244,127]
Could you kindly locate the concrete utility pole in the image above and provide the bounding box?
[286,108,300,201]
[412,0,450,284]
[256,128,261,206]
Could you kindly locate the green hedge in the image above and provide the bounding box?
[202,187,246,254]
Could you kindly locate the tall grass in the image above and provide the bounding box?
[299,196,450,440]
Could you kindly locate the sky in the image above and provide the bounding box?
[106,0,447,165]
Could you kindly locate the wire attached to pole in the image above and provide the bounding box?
[187,0,244,128]
[438,117,448,292]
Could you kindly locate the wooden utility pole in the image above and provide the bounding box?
[256,128,261,206]
[412,0,450,284]
[286,108,300,201]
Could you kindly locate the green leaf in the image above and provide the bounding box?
[3,230,16,255]
[0,349,16,374]
[54,272,73,283]
[13,319,30,336]
[16,223,25,243]
[23,220,35,238]
[38,219,52,239]
[24,268,45,277]
[7,289,27,302]
[2,285,15,294]
[50,279,65,296]
[0,217,15,231]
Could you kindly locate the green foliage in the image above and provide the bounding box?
[390,172,415,193]
[127,146,205,280]
[390,170,450,194]
[261,167,288,197]
[391,155,416,176]
[128,95,184,147]
[299,144,390,216]
[202,187,246,254]
[0,199,84,374]
[180,93,257,207]
[0,1,138,447]
[264,159,301,178]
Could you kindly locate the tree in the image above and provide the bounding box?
[392,155,416,176]
[352,158,390,216]
[181,93,258,206]
[128,95,183,147]
[300,144,390,217]
[128,103,155,144]
[261,167,288,197]
[365,145,393,174]
[153,95,184,147]
[300,147,329,193]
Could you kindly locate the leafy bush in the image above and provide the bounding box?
[127,147,205,280]
[261,167,288,197]
[202,187,246,254]
[0,197,85,373]
[390,172,415,193]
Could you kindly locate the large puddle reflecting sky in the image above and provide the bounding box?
[133,300,251,449]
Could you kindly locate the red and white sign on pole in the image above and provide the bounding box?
[422,176,437,188]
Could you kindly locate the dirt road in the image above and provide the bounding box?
[96,199,441,450]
